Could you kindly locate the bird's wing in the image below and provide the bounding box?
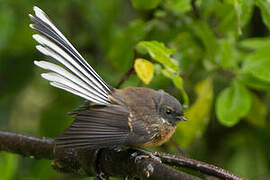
[56,105,152,149]
[29,6,113,105]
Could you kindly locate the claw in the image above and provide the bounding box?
[131,149,162,163]
[131,152,162,163]
[148,153,162,163]
[134,155,150,163]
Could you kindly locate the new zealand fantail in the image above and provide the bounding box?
[29,6,186,150]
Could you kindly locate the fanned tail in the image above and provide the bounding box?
[29,6,113,105]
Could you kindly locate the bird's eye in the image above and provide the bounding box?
[166,109,172,115]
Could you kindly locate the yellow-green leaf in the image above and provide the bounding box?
[136,41,178,72]
[134,58,154,84]
[174,77,213,147]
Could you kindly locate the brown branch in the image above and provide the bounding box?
[0,130,247,180]
[99,148,200,180]
[0,131,54,159]
[116,67,135,89]
[136,149,247,180]
[159,153,245,180]
[0,131,200,179]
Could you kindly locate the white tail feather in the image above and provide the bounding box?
[33,6,71,48]
[32,6,112,93]
[34,61,108,103]
[30,6,113,104]
[33,35,108,98]
[50,82,96,102]
[41,73,108,104]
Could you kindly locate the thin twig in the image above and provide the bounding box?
[156,151,246,180]
[135,148,246,180]
[116,67,135,89]
[191,0,200,19]
[115,48,138,89]
[169,138,186,156]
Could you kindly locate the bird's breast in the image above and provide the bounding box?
[140,123,176,147]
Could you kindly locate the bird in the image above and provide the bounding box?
[29,6,186,150]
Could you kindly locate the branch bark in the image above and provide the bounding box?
[0,131,246,180]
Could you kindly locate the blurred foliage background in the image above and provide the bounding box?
[1,0,270,179]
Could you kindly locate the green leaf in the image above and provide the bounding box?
[238,0,254,27]
[242,45,270,82]
[162,69,189,105]
[255,0,270,29]
[137,41,178,72]
[0,152,18,180]
[240,37,270,50]
[215,3,237,35]
[174,77,213,147]
[108,19,149,72]
[154,10,167,18]
[191,21,218,63]
[246,94,266,127]
[211,0,253,36]
[232,0,254,34]
[216,37,238,70]
[164,0,192,14]
[238,73,270,91]
[134,58,154,84]
[172,32,203,71]
[216,82,251,126]
[131,0,161,10]
[200,0,217,19]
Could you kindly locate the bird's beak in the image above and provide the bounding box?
[182,117,187,121]
[176,116,187,122]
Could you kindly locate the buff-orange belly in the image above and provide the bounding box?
[140,125,176,147]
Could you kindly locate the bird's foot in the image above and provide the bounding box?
[147,152,162,163]
[130,149,162,163]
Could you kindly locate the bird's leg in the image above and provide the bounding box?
[95,148,109,180]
